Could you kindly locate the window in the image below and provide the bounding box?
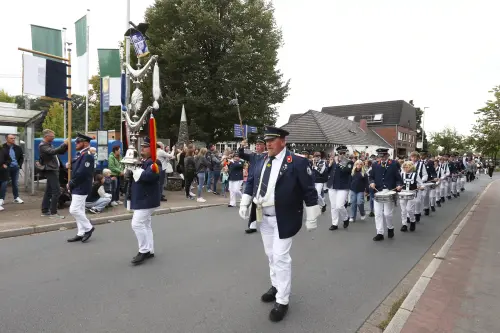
[398,132,403,141]
[373,114,383,121]
[347,116,355,121]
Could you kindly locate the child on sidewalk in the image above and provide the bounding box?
[221,165,229,198]
[85,174,112,214]
[102,169,118,207]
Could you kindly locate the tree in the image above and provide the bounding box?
[428,127,464,154]
[471,85,500,160]
[143,0,290,143]
[0,89,15,103]
[87,75,122,132]
[42,102,64,136]
[414,107,429,151]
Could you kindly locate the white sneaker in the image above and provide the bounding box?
[117,200,123,205]
[0,199,3,206]
[349,218,354,222]
[360,214,366,220]
[190,192,196,197]
[0,205,4,211]
[197,197,206,203]
[111,201,118,207]
[14,197,24,204]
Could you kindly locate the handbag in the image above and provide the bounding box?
[166,161,173,174]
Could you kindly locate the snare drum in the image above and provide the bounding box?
[451,175,458,182]
[374,190,397,203]
[398,190,416,200]
[423,182,435,190]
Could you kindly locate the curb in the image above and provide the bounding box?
[0,203,225,240]
[383,180,499,333]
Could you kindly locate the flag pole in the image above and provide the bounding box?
[67,48,73,180]
[234,89,245,139]
[85,9,90,134]
[62,27,67,139]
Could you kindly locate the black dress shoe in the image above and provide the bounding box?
[67,235,83,242]
[447,195,452,200]
[321,205,327,213]
[369,212,375,217]
[373,234,384,241]
[461,188,465,192]
[410,222,416,231]
[415,214,421,222]
[131,252,150,265]
[388,228,395,239]
[343,219,350,229]
[457,192,460,197]
[436,201,441,207]
[453,194,457,198]
[269,303,289,322]
[431,206,436,212]
[400,225,408,232]
[147,252,155,258]
[424,209,430,216]
[81,227,95,243]
[329,225,338,231]
[441,197,445,203]
[261,286,277,303]
[245,228,257,234]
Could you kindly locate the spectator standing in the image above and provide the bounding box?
[211,151,222,195]
[195,148,210,202]
[0,144,9,211]
[0,134,24,205]
[156,142,170,201]
[108,146,124,204]
[183,147,196,200]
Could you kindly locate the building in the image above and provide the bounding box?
[321,100,418,157]
[281,110,392,157]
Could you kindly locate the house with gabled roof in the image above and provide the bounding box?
[280,110,393,157]
[321,100,418,157]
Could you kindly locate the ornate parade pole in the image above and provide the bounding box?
[120,22,161,209]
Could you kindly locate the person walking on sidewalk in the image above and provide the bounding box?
[0,134,24,206]
[67,133,95,243]
[0,144,9,211]
[39,129,69,219]
[129,137,162,265]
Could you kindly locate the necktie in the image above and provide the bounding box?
[260,156,276,197]
[382,162,386,168]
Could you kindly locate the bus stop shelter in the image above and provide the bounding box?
[0,104,43,195]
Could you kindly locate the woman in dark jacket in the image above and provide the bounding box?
[183,148,196,200]
[0,146,9,210]
[195,147,210,202]
[349,160,369,222]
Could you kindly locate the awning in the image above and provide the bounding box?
[0,106,43,127]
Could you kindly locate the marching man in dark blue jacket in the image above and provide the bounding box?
[129,137,162,265]
[238,126,319,322]
[369,148,403,241]
[67,133,95,243]
[326,145,353,230]
[312,151,328,213]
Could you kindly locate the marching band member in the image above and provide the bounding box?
[434,159,442,207]
[457,157,467,190]
[129,137,162,265]
[67,133,95,243]
[238,137,267,234]
[228,152,244,207]
[369,148,402,241]
[326,145,353,230]
[399,161,424,232]
[421,151,438,214]
[312,151,328,213]
[438,155,450,203]
[410,152,428,221]
[449,153,459,198]
[238,126,319,322]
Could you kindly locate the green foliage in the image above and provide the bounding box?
[471,85,500,159]
[0,89,15,103]
[428,127,464,155]
[42,102,64,137]
[143,0,289,143]
[414,107,429,151]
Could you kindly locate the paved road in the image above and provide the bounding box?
[0,177,493,333]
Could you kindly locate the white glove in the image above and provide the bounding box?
[305,205,321,231]
[132,169,144,182]
[239,194,253,220]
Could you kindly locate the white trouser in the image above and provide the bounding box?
[422,187,430,209]
[400,198,416,225]
[459,177,465,190]
[131,208,156,254]
[447,178,452,196]
[440,179,448,198]
[69,194,93,236]
[328,189,349,226]
[374,200,394,235]
[259,215,292,305]
[315,183,326,207]
[229,180,243,206]
[414,190,423,214]
[451,179,457,194]
[429,188,437,207]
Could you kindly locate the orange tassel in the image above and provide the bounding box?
[149,115,159,174]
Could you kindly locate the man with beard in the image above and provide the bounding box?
[238,137,266,234]
[129,137,162,265]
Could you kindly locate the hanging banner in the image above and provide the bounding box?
[130,30,150,58]
[101,76,110,112]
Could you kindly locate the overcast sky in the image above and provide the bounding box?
[1,0,499,135]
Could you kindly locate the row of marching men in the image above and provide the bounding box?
[309,145,467,241]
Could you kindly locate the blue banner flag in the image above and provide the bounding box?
[131,31,150,58]
[234,124,258,138]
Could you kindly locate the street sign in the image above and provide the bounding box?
[234,124,258,138]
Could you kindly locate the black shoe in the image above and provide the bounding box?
[373,234,384,241]
[343,219,350,229]
[228,204,235,207]
[410,222,416,231]
[369,212,375,217]
[441,197,445,203]
[424,209,430,216]
[213,192,220,196]
[329,225,338,231]
[447,196,452,200]
[344,202,348,209]
[461,188,465,192]
[261,286,277,303]
[457,192,460,197]
[431,206,436,212]
[436,201,441,207]
[161,197,167,202]
[388,228,395,239]
[453,194,457,198]
[131,252,149,265]
[321,205,327,213]
[245,228,257,234]
[407,217,410,224]
[415,214,421,222]
[269,303,289,322]
[400,225,408,232]
[147,252,155,258]
[67,235,83,242]
[81,227,95,243]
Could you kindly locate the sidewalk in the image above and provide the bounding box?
[0,184,229,237]
[388,180,500,333]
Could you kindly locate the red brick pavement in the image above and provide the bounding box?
[400,181,500,333]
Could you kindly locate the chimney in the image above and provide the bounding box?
[359,119,368,131]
